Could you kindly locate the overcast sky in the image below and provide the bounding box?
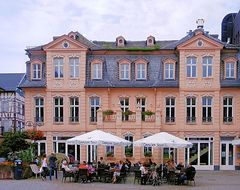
[0,0,239,73]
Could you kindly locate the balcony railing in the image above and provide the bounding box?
[122,114,136,122]
[103,114,116,122]
[69,116,79,123]
[53,117,63,123]
[202,117,212,123]
[223,117,233,123]
[165,117,175,123]
[143,115,156,122]
[186,116,196,123]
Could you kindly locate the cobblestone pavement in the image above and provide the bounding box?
[1,171,240,190]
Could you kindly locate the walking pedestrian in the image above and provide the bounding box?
[48,152,58,180]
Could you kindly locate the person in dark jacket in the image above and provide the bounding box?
[49,152,58,180]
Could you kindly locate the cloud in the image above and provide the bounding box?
[0,0,239,73]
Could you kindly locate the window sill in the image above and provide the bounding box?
[54,78,64,80]
[32,78,42,81]
[223,122,233,125]
[91,78,102,80]
[53,122,64,125]
[69,78,80,80]
[69,121,79,124]
[186,77,197,79]
[136,79,147,81]
[165,122,176,125]
[202,122,213,125]
[186,122,197,125]
[164,79,175,81]
[202,77,213,79]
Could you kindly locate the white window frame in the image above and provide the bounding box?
[69,57,79,78]
[120,63,130,80]
[165,97,175,123]
[54,97,63,122]
[90,97,100,123]
[225,62,235,79]
[186,97,196,123]
[202,56,213,78]
[93,63,102,79]
[35,97,44,122]
[69,97,79,122]
[165,63,174,79]
[136,63,146,80]
[202,96,212,123]
[54,57,64,78]
[120,97,129,121]
[223,97,233,123]
[33,63,41,80]
[187,57,197,78]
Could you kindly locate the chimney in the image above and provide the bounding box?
[196,19,204,29]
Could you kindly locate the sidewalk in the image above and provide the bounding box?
[1,171,240,190]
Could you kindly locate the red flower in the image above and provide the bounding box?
[26,129,44,140]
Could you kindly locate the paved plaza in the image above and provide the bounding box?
[1,171,240,190]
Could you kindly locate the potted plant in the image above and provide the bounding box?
[144,151,152,157]
[103,109,114,116]
[122,110,134,116]
[142,110,155,116]
[106,151,114,157]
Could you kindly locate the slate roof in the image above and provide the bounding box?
[91,40,178,50]
[85,55,179,88]
[19,75,46,88]
[0,73,25,91]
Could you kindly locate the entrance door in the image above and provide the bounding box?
[87,145,97,163]
[220,141,234,170]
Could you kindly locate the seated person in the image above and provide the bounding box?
[140,163,148,185]
[176,162,185,171]
[185,163,196,180]
[112,161,123,183]
[79,161,88,169]
[87,162,96,181]
[62,160,78,173]
[178,163,196,185]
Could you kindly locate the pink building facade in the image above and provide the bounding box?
[20,25,240,170]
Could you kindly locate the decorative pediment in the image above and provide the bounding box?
[177,33,224,50]
[162,58,176,64]
[43,35,88,51]
[134,58,149,64]
[117,58,132,64]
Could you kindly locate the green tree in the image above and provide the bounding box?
[0,131,30,158]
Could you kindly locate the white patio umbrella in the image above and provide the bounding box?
[133,132,192,148]
[66,129,131,146]
[231,139,240,145]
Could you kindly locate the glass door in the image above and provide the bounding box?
[220,141,234,170]
[87,145,97,163]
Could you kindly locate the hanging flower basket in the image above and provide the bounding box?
[26,129,44,141]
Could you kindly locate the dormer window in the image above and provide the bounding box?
[224,57,237,79]
[91,59,103,80]
[116,36,125,47]
[32,62,42,80]
[68,31,79,40]
[163,58,176,80]
[135,58,148,80]
[118,58,131,80]
[147,36,155,46]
